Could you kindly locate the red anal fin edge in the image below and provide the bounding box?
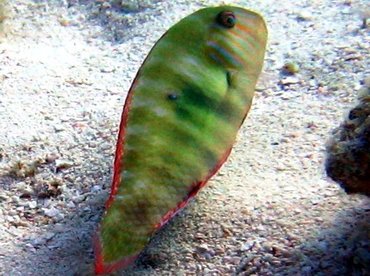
[94,229,139,274]
[105,79,139,210]
[94,79,140,275]
[155,146,233,229]
[106,30,171,210]
[94,147,233,274]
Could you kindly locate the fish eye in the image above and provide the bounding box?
[217,11,236,28]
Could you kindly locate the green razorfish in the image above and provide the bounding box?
[94,6,267,274]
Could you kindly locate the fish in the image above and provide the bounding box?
[94,5,267,274]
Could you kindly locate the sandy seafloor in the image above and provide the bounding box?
[0,0,369,275]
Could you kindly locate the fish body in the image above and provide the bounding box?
[95,6,267,274]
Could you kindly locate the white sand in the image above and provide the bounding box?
[0,0,369,275]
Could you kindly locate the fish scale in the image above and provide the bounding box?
[95,6,267,274]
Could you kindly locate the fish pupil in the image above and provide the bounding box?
[217,11,236,28]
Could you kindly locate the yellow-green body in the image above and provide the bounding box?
[95,6,267,273]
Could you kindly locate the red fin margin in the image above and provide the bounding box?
[105,79,139,210]
[94,228,139,274]
[155,146,233,229]
[94,147,233,274]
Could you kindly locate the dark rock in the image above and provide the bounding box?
[325,81,370,196]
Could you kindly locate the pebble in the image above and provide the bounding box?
[42,199,52,208]
[302,266,312,274]
[28,201,37,209]
[55,159,74,171]
[0,192,8,201]
[24,243,37,253]
[272,245,291,257]
[66,201,76,208]
[18,184,34,197]
[11,196,20,204]
[72,195,86,204]
[223,256,241,265]
[195,244,216,260]
[8,209,17,216]
[90,185,101,193]
[53,224,65,233]
[43,207,60,218]
[195,233,206,240]
[44,232,56,241]
[282,62,300,74]
[262,242,273,252]
[13,220,29,227]
[6,216,15,223]
[241,241,255,251]
[31,237,46,247]
[15,181,27,191]
[243,267,258,274]
[101,2,111,9]
[296,11,313,21]
[262,253,274,263]
[45,153,59,163]
[317,241,328,251]
[280,76,300,85]
[54,212,65,222]
[53,125,66,132]
[195,244,209,254]
[214,245,225,255]
[256,225,266,231]
[204,268,220,275]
